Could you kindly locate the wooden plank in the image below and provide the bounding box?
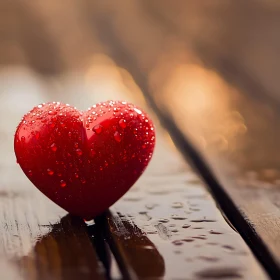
[86,1,280,278]
[100,130,268,279]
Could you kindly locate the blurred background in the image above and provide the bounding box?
[1,0,280,186]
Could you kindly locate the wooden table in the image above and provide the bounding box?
[0,1,279,279]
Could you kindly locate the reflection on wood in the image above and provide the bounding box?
[101,135,268,279]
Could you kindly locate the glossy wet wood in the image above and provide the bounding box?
[102,132,268,279]
[0,172,105,280]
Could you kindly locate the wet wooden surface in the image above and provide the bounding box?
[0,0,278,279]
[102,135,268,279]
[0,171,105,280]
[0,70,269,279]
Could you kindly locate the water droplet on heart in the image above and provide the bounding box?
[50,143,57,152]
[49,122,55,128]
[76,149,83,156]
[80,178,86,184]
[119,119,127,128]
[47,169,54,176]
[134,108,142,115]
[90,149,96,157]
[21,136,25,142]
[28,170,32,176]
[114,131,122,142]
[60,180,66,187]
[88,117,93,123]
[60,122,65,127]
[74,142,79,149]
[93,124,102,134]
[38,104,43,108]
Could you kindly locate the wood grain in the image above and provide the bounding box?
[101,132,268,279]
[0,173,105,280]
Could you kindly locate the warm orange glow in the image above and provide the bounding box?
[156,64,247,152]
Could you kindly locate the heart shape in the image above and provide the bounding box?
[14,101,155,219]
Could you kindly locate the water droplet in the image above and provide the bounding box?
[198,256,219,262]
[158,218,169,223]
[60,180,66,187]
[84,219,95,226]
[38,104,43,108]
[172,202,183,208]
[49,122,55,128]
[171,214,187,220]
[76,149,83,156]
[223,245,235,251]
[182,224,191,228]
[190,219,216,223]
[183,238,194,242]
[74,142,79,149]
[80,178,86,184]
[50,143,57,152]
[74,173,79,178]
[90,149,96,157]
[192,236,207,240]
[209,230,223,235]
[134,108,142,115]
[48,110,56,116]
[114,131,122,142]
[21,136,25,142]
[68,132,72,137]
[47,169,54,176]
[146,230,158,234]
[119,119,127,128]
[93,124,102,134]
[145,203,157,210]
[28,170,32,176]
[172,240,184,246]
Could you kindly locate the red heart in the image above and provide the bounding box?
[14,101,155,219]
